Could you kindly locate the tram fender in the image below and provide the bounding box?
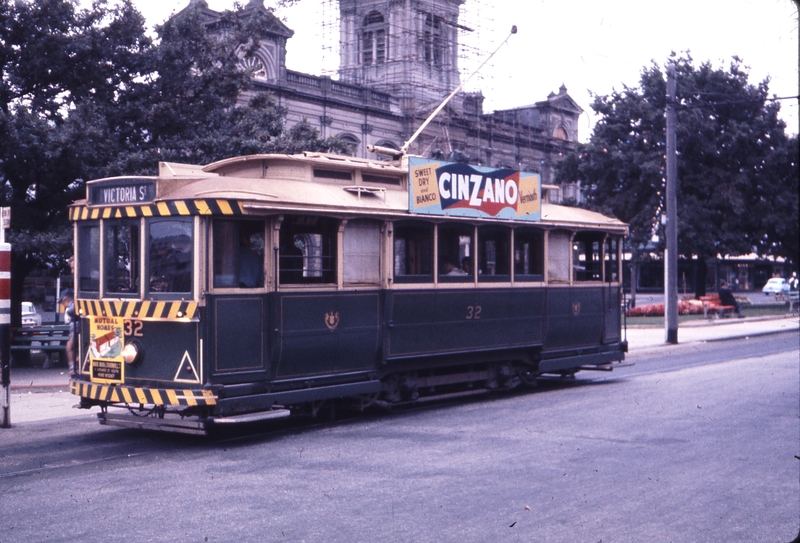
[213,380,382,416]
[538,351,623,374]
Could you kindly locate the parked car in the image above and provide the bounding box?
[21,301,42,327]
[762,277,790,296]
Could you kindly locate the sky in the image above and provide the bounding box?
[135,0,799,142]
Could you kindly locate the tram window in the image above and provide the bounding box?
[573,232,604,282]
[604,236,620,283]
[438,223,473,282]
[514,228,544,281]
[279,215,337,284]
[77,223,100,295]
[104,221,140,296]
[213,220,265,288]
[393,221,433,283]
[343,220,381,285]
[478,226,510,282]
[547,230,571,283]
[148,218,193,294]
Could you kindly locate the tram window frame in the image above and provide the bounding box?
[514,227,544,282]
[77,222,101,297]
[478,226,511,282]
[438,223,473,283]
[392,221,433,284]
[573,231,604,282]
[343,219,381,286]
[212,219,265,289]
[604,235,620,283]
[104,219,141,298]
[279,215,337,286]
[547,229,572,284]
[146,217,194,297]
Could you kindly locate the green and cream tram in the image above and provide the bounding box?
[69,152,628,434]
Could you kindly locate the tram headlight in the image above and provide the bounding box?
[121,340,144,366]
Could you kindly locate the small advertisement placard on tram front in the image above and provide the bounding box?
[89,316,125,384]
[408,157,541,221]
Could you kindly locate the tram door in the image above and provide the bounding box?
[208,220,270,377]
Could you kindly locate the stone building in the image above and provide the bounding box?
[185,0,582,186]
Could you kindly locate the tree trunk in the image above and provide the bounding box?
[694,257,707,298]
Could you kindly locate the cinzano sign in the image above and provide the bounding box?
[408,157,541,221]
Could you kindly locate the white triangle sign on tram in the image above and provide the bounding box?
[173,351,200,383]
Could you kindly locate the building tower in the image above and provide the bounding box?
[338,0,465,115]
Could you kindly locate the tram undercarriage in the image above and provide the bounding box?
[80,347,627,436]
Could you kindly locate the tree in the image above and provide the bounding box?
[0,0,350,336]
[557,53,798,297]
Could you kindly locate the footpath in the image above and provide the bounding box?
[2,313,798,426]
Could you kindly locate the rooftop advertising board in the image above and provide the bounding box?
[408,157,541,221]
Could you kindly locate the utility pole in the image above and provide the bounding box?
[664,64,679,344]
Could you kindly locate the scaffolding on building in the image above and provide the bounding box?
[309,0,494,96]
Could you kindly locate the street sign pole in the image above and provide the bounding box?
[665,64,679,344]
[1,207,11,427]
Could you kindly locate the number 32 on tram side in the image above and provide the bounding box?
[68,152,628,434]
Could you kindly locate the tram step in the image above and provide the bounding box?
[210,409,291,425]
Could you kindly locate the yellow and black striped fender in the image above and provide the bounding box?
[70,380,217,407]
[76,299,199,320]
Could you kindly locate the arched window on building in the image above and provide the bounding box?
[553,126,569,140]
[361,11,387,65]
[236,44,278,81]
[337,133,360,156]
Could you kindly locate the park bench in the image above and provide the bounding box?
[11,325,70,366]
[699,295,737,319]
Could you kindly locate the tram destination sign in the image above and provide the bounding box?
[88,179,156,206]
[408,157,541,221]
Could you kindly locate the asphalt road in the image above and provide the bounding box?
[0,332,797,543]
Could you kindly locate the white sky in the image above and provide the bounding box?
[135,0,799,142]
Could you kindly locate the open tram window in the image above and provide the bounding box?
[438,223,473,282]
[279,215,337,285]
[514,228,544,282]
[147,218,193,295]
[77,223,100,296]
[213,220,265,288]
[604,236,620,283]
[343,219,381,285]
[393,221,433,283]
[573,231,604,282]
[104,220,140,296]
[478,226,510,282]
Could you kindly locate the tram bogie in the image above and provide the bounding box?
[68,152,628,435]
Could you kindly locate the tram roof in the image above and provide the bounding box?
[76,153,627,234]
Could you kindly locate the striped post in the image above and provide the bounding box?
[1,242,10,428]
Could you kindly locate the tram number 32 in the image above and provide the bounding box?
[124,319,144,337]
[466,305,482,320]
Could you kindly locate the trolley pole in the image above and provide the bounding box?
[664,64,679,344]
[1,208,11,427]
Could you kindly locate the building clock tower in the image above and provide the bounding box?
[338,0,465,115]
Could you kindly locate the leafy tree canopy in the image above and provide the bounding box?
[0,0,350,284]
[557,52,798,266]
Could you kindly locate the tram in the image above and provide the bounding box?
[68,152,628,434]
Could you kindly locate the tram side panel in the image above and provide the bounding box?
[206,295,269,383]
[272,291,381,379]
[543,286,605,350]
[385,288,545,364]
